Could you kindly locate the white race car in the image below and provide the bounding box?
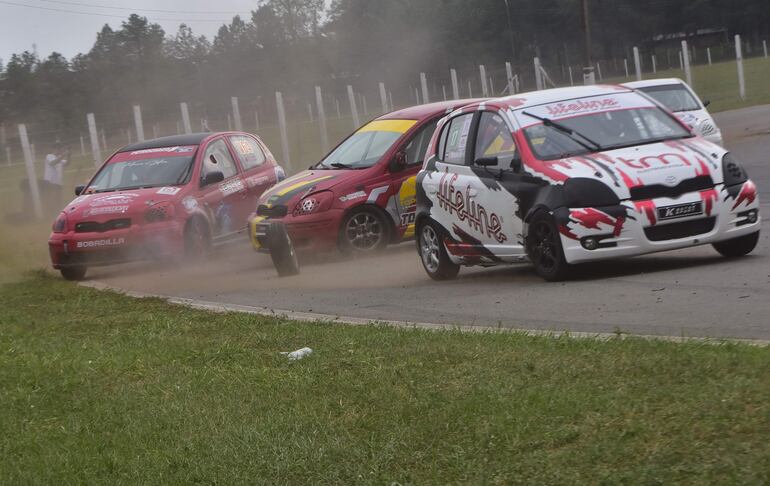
[415,85,760,281]
[624,78,723,146]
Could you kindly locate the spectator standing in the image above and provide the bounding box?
[43,145,68,212]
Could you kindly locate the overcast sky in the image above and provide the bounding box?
[0,0,260,63]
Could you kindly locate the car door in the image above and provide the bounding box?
[389,118,439,238]
[226,134,276,219]
[199,137,245,238]
[467,110,534,259]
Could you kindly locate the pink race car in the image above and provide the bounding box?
[49,132,285,280]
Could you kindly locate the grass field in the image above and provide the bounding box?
[1,273,769,484]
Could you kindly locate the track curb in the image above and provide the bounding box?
[80,280,769,347]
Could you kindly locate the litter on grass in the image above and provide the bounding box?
[281,347,313,361]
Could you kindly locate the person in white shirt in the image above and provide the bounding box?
[43,145,68,211]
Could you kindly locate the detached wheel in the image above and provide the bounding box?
[60,266,87,281]
[418,220,460,281]
[712,231,759,258]
[184,218,211,258]
[526,211,571,281]
[267,222,300,277]
[339,207,390,254]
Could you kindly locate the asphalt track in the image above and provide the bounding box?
[91,105,770,340]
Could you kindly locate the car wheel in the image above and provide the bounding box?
[339,207,390,254]
[60,266,87,281]
[526,211,571,281]
[712,231,759,258]
[267,221,300,277]
[184,217,211,258]
[418,220,460,281]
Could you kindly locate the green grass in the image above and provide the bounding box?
[1,273,769,484]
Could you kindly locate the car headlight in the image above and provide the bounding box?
[722,153,748,186]
[144,201,175,223]
[52,212,67,233]
[293,191,334,216]
[562,178,620,207]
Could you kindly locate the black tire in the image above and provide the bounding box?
[417,220,460,281]
[60,266,87,281]
[526,211,571,281]
[184,217,211,258]
[267,222,300,277]
[338,206,390,254]
[712,231,759,258]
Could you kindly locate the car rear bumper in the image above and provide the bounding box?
[248,210,344,253]
[49,222,184,268]
[558,181,760,264]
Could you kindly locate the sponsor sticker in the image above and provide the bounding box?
[657,201,703,220]
[219,179,245,196]
[129,146,194,156]
[83,205,129,217]
[339,190,367,202]
[182,196,198,212]
[76,237,126,248]
[156,186,181,196]
[90,193,139,207]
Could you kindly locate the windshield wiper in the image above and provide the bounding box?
[522,111,603,152]
[329,162,353,169]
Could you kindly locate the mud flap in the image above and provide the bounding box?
[266,221,300,277]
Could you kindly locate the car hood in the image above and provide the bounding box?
[258,169,360,208]
[62,186,185,221]
[525,138,726,200]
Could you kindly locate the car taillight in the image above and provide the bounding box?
[52,213,67,233]
[144,202,174,223]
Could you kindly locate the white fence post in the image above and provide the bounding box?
[86,113,102,168]
[479,65,489,96]
[652,55,657,74]
[79,135,85,155]
[450,68,460,99]
[307,103,313,123]
[707,47,712,65]
[633,47,642,81]
[764,40,768,58]
[442,85,447,100]
[347,85,360,129]
[505,62,516,95]
[231,96,243,132]
[335,98,341,119]
[624,58,629,78]
[18,124,43,219]
[133,105,145,142]
[275,91,291,168]
[254,110,260,132]
[534,57,543,90]
[595,62,603,81]
[101,129,107,152]
[315,86,329,152]
[682,40,692,86]
[5,146,11,166]
[362,96,368,115]
[180,102,192,134]
[568,66,574,86]
[153,125,159,139]
[467,80,473,97]
[678,51,684,70]
[227,113,233,131]
[379,82,388,113]
[736,34,746,100]
[414,87,420,104]
[420,72,430,104]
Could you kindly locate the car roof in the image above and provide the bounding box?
[119,132,215,152]
[488,85,635,111]
[380,99,486,120]
[622,78,687,89]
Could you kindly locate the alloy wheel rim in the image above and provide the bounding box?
[345,213,383,251]
[531,221,557,272]
[421,226,441,273]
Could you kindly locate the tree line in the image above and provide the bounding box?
[1,0,768,141]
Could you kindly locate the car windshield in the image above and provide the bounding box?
[87,154,195,193]
[316,119,416,169]
[638,84,702,112]
[519,104,691,160]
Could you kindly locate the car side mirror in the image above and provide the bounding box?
[201,170,225,187]
[74,185,85,196]
[474,156,498,167]
[389,151,408,172]
[703,99,711,107]
[510,153,522,173]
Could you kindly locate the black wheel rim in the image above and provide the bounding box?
[345,212,383,251]
[530,221,558,273]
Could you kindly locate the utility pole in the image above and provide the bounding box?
[581,0,595,84]
[503,0,516,65]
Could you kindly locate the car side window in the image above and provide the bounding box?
[229,135,266,170]
[438,113,474,165]
[402,119,438,166]
[474,111,517,170]
[202,139,238,181]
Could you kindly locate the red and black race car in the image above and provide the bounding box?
[49,132,285,280]
[247,100,482,274]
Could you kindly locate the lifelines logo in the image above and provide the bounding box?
[437,172,508,243]
[545,98,619,117]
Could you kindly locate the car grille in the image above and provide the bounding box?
[257,204,288,217]
[644,217,716,242]
[75,218,131,233]
[630,175,713,201]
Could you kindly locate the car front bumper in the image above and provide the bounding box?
[557,181,760,264]
[248,209,344,253]
[49,221,184,268]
